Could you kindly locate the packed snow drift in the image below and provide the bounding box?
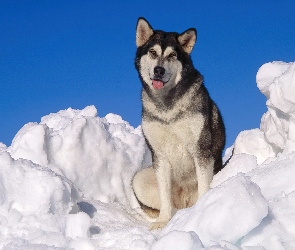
[0,61,295,249]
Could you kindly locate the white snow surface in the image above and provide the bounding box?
[1,61,295,249]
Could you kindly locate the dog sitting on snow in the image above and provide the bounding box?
[132,17,225,230]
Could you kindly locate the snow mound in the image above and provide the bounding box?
[8,105,151,206]
[0,151,81,249]
[1,106,154,249]
[0,61,295,249]
[151,231,203,250]
[232,61,295,164]
[161,175,268,246]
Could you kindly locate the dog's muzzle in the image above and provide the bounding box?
[152,66,166,90]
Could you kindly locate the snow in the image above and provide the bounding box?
[151,231,203,250]
[162,175,268,246]
[0,60,295,249]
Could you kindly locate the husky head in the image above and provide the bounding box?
[135,17,197,95]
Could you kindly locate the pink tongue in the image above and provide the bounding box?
[152,80,164,90]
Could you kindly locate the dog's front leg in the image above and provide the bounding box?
[195,157,214,198]
[150,158,172,230]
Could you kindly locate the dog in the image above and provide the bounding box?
[132,17,225,230]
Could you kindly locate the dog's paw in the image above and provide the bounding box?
[149,221,168,230]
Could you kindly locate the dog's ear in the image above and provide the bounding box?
[136,17,154,47]
[177,28,197,54]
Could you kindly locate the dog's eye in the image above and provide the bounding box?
[149,49,157,57]
[168,52,176,59]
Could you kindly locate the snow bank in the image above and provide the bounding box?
[233,61,295,164]
[161,175,268,246]
[0,151,81,249]
[1,106,155,249]
[0,61,295,249]
[8,105,151,206]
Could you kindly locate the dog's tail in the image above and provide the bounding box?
[222,148,234,168]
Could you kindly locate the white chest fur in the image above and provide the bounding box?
[142,114,204,181]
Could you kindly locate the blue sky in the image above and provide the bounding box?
[1,0,295,150]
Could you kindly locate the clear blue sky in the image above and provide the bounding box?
[1,0,295,150]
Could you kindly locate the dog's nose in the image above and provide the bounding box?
[154,66,165,78]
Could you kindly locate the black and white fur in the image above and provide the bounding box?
[132,17,225,230]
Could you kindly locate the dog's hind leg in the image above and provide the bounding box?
[132,167,160,218]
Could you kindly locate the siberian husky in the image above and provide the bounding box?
[132,17,225,230]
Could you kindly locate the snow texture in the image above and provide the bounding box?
[0,61,295,249]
